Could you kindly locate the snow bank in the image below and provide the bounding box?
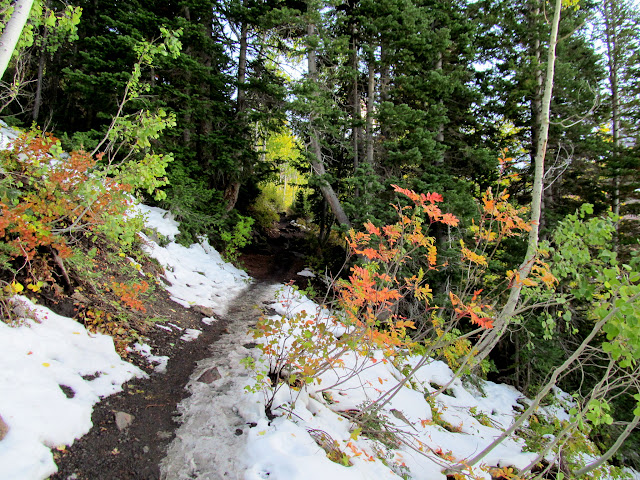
[240,289,543,480]
[137,204,250,315]
[0,297,146,479]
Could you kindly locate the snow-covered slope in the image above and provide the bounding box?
[0,298,146,478]
[0,202,249,479]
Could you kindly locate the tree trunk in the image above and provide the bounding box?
[32,48,46,122]
[0,0,35,80]
[529,0,543,166]
[350,25,361,197]
[473,0,562,364]
[435,51,445,166]
[366,54,375,167]
[237,20,248,113]
[307,16,351,228]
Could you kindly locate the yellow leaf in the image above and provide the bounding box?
[42,363,50,367]
[5,281,24,294]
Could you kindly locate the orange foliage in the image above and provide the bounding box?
[0,130,133,264]
[449,291,494,329]
[110,281,149,312]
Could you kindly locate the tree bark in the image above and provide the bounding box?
[0,0,35,80]
[473,0,562,364]
[225,5,249,213]
[32,49,46,122]
[237,20,248,113]
[32,10,52,122]
[307,16,351,228]
[366,54,375,167]
[350,24,361,195]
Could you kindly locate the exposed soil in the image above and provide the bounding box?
[49,217,314,480]
[239,217,309,282]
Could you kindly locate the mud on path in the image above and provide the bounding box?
[51,220,311,480]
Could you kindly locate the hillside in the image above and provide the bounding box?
[1,197,639,479]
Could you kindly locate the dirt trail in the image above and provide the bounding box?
[160,281,279,479]
[51,220,310,479]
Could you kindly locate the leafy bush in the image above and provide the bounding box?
[250,185,282,231]
[0,129,144,270]
[220,215,254,262]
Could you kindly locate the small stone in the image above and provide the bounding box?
[71,292,90,304]
[114,411,134,431]
[197,367,221,384]
[143,446,150,454]
[193,305,214,317]
[234,429,243,436]
[0,414,9,441]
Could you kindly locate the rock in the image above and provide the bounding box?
[114,411,134,431]
[71,292,90,304]
[0,413,9,441]
[193,305,214,317]
[197,367,221,384]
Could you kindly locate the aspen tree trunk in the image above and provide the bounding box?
[0,0,34,80]
[473,0,562,364]
[529,0,543,166]
[306,16,351,228]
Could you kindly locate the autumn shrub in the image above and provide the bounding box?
[0,128,170,335]
[0,129,147,263]
[244,184,504,415]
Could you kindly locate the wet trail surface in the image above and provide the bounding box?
[51,219,311,479]
[160,281,279,479]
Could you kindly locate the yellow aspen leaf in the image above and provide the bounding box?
[6,281,24,294]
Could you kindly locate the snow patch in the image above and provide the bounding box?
[0,297,145,479]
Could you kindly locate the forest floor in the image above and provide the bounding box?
[49,217,311,480]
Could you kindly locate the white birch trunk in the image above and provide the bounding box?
[0,0,35,80]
